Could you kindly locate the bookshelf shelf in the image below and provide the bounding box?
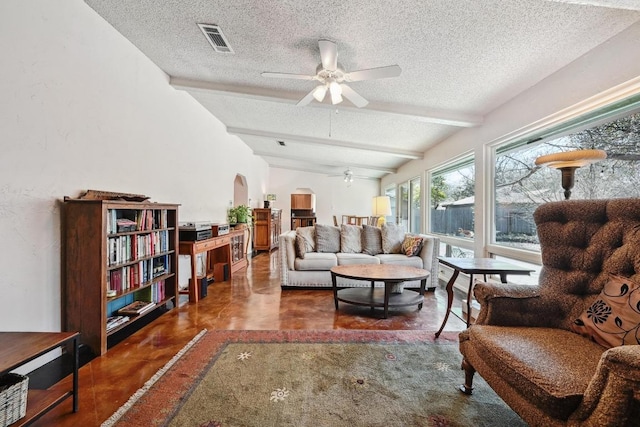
[63,199,179,355]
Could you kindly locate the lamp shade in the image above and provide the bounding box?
[372,196,392,216]
[534,149,607,169]
[535,149,607,200]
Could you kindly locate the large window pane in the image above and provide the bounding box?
[430,157,475,239]
[399,182,409,230]
[385,186,396,224]
[494,109,640,251]
[410,177,421,234]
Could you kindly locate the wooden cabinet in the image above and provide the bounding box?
[291,193,316,211]
[253,208,281,251]
[291,217,316,230]
[291,193,316,230]
[229,229,247,273]
[63,199,179,355]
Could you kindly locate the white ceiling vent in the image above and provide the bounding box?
[197,24,234,54]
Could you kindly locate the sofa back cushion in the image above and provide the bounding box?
[340,224,362,253]
[295,226,316,259]
[361,224,383,255]
[381,222,405,254]
[315,224,341,253]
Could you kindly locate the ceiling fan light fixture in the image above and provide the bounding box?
[312,84,328,102]
[329,81,343,104]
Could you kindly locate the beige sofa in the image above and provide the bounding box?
[279,223,440,290]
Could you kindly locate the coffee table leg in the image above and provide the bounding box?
[418,278,426,310]
[435,269,460,338]
[332,272,339,310]
[383,281,392,318]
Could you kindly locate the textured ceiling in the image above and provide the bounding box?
[85,0,640,179]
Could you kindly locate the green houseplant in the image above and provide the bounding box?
[228,205,252,224]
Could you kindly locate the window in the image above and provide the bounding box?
[385,186,396,224]
[493,96,640,253]
[410,177,421,234]
[429,156,475,240]
[399,182,409,230]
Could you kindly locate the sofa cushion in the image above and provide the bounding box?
[401,234,424,256]
[381,223,405,254]
[340,224,362,253]
[570,274,640,348]
[467,325,605,421]
[336,253,380,266]
[361,224,383,255]
[295,226,316,259]
[294,252,337,271]
[316,224,341,253]
[376,253,423,268]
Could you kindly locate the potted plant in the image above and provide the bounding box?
[228,205,252,225]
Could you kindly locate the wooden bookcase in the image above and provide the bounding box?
[253,208,281,251]
[63,199,179,355]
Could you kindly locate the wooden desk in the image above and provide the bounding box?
[0,332,79,426]
[435,257,534,337]
[179,235,232,303]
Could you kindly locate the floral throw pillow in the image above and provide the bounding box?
[570,274,640,348]
[401,235,424,256]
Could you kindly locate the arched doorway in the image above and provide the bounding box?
[233,174,248,207]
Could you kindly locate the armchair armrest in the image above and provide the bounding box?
[569,345,640,426]
[473,281,543,326]
[417,234,439,290]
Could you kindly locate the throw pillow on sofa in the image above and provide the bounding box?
[570,274,640,348]
[401,234,424,256]
[361,224,383,255]
[295,226,316,259]
[316,224,341,253]
[340,224,362,253]
[381,222,405,254]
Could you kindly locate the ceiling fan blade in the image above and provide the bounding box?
[344,65,402,82]
[261,72,315,80]
[340,84,369,108]
[318,39,338,71]
[296,88,317,106]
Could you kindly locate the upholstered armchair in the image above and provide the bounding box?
[459,198,640,426]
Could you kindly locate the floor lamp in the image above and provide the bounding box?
[372,196,392,227]
[534,149,607,200]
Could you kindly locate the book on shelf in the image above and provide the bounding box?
[117,300,156,316]
[106,315,130,331]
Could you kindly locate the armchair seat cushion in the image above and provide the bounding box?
[463,325,606,420]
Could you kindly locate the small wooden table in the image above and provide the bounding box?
[331,264,430,318]
[434,257,534,338]
[0,332,79,426]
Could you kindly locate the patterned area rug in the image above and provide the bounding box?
[103,330,525,427]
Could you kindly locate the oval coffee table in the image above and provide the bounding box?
[330,264,430,318]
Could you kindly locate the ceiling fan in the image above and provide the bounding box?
[261,39,401,108]
[328,168,355,184]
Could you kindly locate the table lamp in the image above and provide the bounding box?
[534,149,606,200]
[372,196,392,227]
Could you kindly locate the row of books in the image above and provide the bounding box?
[107,256,169,293]
[107,230,169,266]
[107,209,169,235]
[106,315,130,332]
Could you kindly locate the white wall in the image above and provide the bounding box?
[0,0,269,332]
[269,168,380,231]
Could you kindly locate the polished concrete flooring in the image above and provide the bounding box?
[38,250,466,426]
